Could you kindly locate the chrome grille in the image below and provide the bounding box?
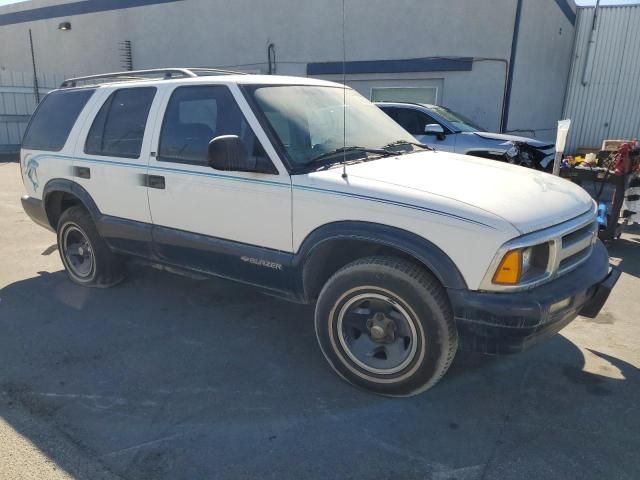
[556,217,598,275]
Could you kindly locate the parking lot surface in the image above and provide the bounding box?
[1,160,639,480]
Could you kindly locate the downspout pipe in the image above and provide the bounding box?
[502,0,523,133]
[473,57,509,134]
[581,0,601,86]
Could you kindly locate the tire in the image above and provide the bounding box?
[314,256,457,397]
[56,206,125,287]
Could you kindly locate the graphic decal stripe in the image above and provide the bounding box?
[31,153,495,229]
[293,184,495,229]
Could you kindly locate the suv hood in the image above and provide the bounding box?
[473,131,554,150]
[337,151,593,234]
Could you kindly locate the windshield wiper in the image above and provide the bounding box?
[312,146,393,163]
[294,146,395,173]
[382,140,431,152]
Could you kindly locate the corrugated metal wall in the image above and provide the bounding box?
[564,5,640,153]
[0,70,65,153]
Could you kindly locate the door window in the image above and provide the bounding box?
[85,87,156,158]
[158,85,271,169]
[381,107,437,135]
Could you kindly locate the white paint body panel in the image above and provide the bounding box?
[70,86,159,224]
[324,152,595,235]
[145,83,292,251]
[20,74,594,292]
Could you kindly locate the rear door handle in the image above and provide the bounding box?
[145,174,165,189]
[73,166,91,179]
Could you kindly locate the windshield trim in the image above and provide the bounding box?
[242,83,420,175]
[428,105,484,133]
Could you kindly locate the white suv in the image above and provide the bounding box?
[20,68,619,396]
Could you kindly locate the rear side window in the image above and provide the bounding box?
[22,88,95,151]
[85,87,156,158]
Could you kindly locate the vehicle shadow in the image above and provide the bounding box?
[1,266,638,480]
[606,233,640,280]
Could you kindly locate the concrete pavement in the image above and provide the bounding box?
[1,160,639,480]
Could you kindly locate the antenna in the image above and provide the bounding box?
[341,0,348,179]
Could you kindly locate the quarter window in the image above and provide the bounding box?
[158,85,271,169]
[22,88,95,151]
[85,87,156,158]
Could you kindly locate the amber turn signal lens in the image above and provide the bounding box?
[493,249,522,285]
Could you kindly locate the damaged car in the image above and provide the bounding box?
[377,102,555,170]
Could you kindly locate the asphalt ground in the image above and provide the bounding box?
[1,160,639,480]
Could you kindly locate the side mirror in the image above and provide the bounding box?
[207,135,277,174]
[424,124,445,140]
[207,135,252,172]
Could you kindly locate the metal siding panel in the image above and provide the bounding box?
[0,70,59,152]
[565,6,640,152]
[610,19,640,140]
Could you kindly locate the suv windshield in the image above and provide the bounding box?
[248,85,422,172]
[429,105,485,133]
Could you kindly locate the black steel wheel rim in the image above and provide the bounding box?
[337,292,418,375]
[62,225,94,279]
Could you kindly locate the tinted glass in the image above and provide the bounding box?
[159,85,270,168]
[85,87,156,158]
[385,108,434,135]
[22,88,95,151]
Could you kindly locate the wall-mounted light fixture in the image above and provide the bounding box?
[58,22,71,31]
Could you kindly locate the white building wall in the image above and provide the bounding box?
[0,0,575,140]
[507,0,577,141]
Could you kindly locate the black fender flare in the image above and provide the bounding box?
[42,178,101,227]
[294,221,468,297]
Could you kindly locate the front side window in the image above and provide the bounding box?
[85,87,156,158]
[248,85,422,171]
[22,88,95,151]
[158,85,271,169]
[382,107,436,135]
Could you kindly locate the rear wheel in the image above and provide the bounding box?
[314,257,457,397]
[57,206,124,287]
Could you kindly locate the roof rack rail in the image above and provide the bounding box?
[60,67,248,88]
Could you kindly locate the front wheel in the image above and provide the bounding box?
[314,257,457,397]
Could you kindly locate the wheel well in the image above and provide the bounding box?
[45,191,83,229]
[302,239,438,302]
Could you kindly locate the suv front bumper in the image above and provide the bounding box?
[448,240,620,354]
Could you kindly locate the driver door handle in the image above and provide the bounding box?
[144,174,165,189]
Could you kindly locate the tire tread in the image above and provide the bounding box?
[318,256,458,396]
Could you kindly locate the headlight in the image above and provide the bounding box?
[492,243,550,286]
[521,247,533,274]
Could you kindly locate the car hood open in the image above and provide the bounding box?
[330,151,594,234]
